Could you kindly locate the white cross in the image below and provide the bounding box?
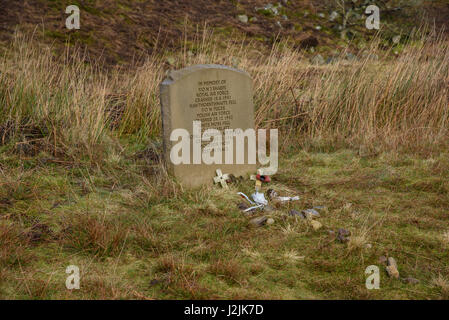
[213,169,230,188]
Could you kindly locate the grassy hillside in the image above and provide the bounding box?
[1,0,448,65]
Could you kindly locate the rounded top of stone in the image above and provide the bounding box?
[163,64,251,84]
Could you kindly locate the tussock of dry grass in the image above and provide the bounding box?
[432,274,449,298]
[1,29,448,162]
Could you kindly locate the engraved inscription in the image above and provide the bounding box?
[189,79,237,151]
[189,79,236,131]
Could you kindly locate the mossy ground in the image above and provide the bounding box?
[1,144,448,299]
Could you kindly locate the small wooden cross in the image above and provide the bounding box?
[213,169,230,189]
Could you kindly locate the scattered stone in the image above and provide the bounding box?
[337,228,350,242]
[237,15,248,23]
[256,3,280,16]
[318,13,325,18]
[266,218,275,225]
[310,220,322,231]
[402,277,419,284]
[345,52,357,61]
[289,209,305,219]
[249,216,269,227]
[329,11,339,21]
[392,35,401,44]
[387,257,398,269]
[302,208,320,219]
[249,17,258,22]
[315,25,322,31]
[386,265,400,279]
[326,56,338,64]
[386,257,400,279]
[311,54,325,65]
[364,243,372,249]
[362,52,379,61]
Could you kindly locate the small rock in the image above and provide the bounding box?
[237,15,248,23]
[402,277,419,284]
[386,257,400,278]
[249,216,269,227]
[326,56,338,64]
[337,228,350,242]
[315,25,322,30]
[364,243,372,249]
[392,35,401,44]
[345,52,357,61]
[310,220,322,230]
[289,209,305,219]
[386,265,400,279]
[302,208,320,219]
[387,257,398,269]
[266,218,275,225]
[249,17,258,22]
[361,51,379,61]
[318,13,325,18]
[311,54,325,65]
[329,11,339,21]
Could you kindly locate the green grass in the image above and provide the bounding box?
[1,146,448,299]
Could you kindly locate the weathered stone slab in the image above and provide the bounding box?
[160,64,256,188]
